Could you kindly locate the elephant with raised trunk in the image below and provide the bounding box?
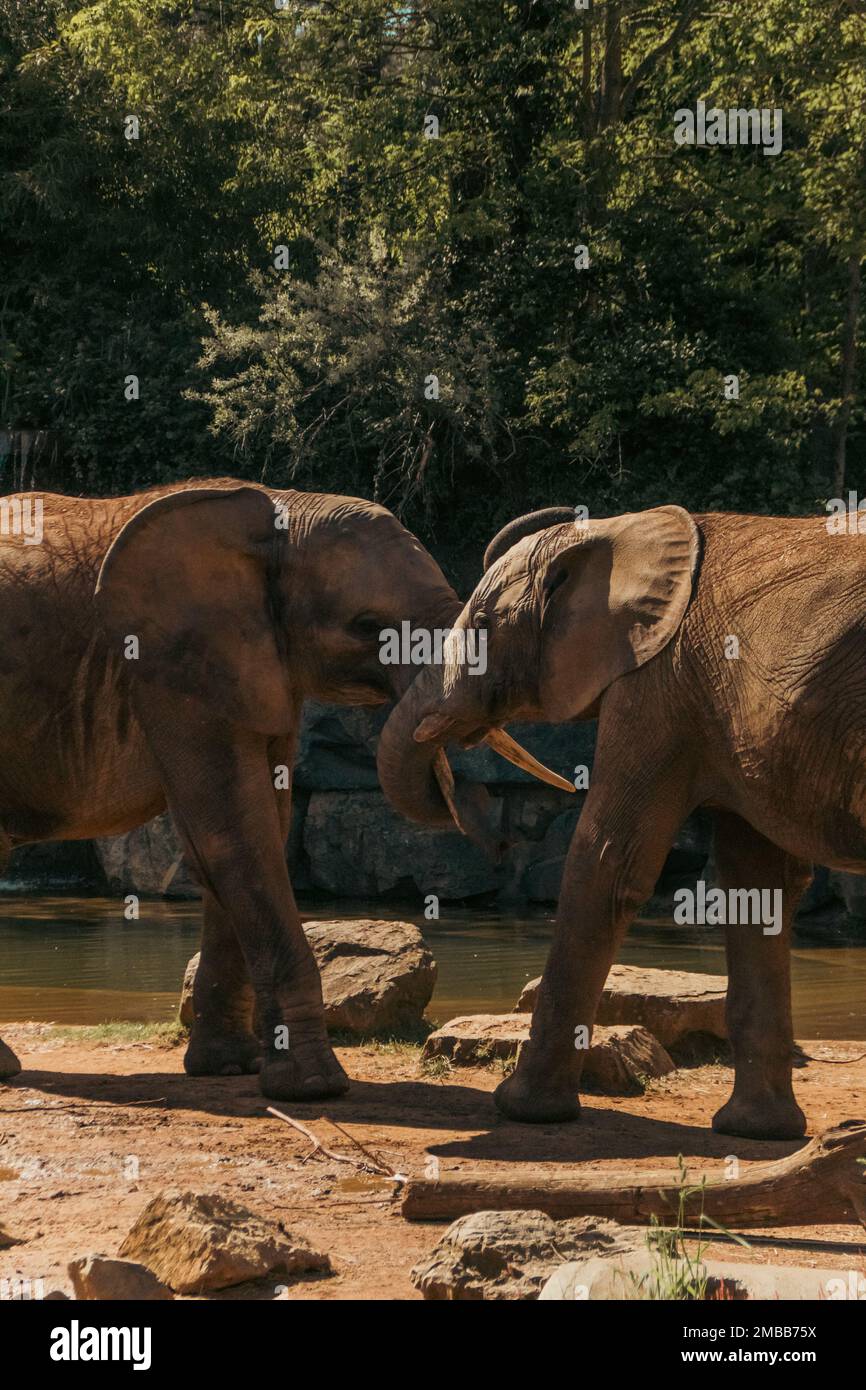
[377,503,866,1140]
[0,479,549,1100]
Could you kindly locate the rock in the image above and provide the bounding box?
[68,1254,173,1301]
[422,1013,528,1065]
[580,1024,676,1092]
[829,869,866,920]
[516,965,727,1048]
[295,702,384,791]
[304,918,436,1033]
[521,806,712,905]
[523,855,567,902]
[411,1210,643,1300]
[94,813,199,898]
[421,1015,675,1092]
[178,953,200,1028]
[118,1190,330,1294]
[303,790,499,898]
[181,918,436,1034]
[450,721,596,787]
[0,1037,21,1079]
[540,1251,866,1301]
[0,1221,23,1248]
[2,838,106,892]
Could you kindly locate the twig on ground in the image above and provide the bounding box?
[267,1106,402,1180]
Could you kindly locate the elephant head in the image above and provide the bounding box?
[376,504,699,827]
[93,481,549,853]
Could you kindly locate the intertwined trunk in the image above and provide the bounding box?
[376,664,452,829]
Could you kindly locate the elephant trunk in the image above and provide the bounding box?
[377,664,455,831]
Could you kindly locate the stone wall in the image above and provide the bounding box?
[3,700,864,933]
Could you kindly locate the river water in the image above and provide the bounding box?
[0,893,865,1038]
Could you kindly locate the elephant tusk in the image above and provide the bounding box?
[432,748,463,829]
[484,728,576,793]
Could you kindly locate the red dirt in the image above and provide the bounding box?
[1,1024,865,1300]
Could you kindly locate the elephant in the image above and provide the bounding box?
[0,478,554,1100]
[376,502,866,1140]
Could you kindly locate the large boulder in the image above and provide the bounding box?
[68,1254,172,1301]
[516,965,727,1049]
[411,1211,643,1300]
[180,918,436,1035]
[303,790,499,898]
[420,1015,675,1093]
[94,813,199,898]
[118,1190,330,1295]
[304,917,436,1033]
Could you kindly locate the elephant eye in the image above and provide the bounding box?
[349,612,383,640]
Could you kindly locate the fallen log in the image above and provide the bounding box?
[402,1119,866,1227]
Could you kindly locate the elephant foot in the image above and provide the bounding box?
[493,1068,581,1124]
[184,1029,263,1078]
[260,1038,349,1102]
[712,1092,806,1141]
[0,1037,21,1080]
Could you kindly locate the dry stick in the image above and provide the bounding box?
[325,1118,399,1178]
[401,1120,866,1228]
[267,1106,397,1178]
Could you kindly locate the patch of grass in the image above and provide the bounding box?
[622,1157,750,1300]
[420,1053,453,1080]
[363,1036,424,1061]
[46,1021,186,1048]
[328,1019,432,1050]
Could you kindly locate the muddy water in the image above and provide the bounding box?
[0,893,865,1038]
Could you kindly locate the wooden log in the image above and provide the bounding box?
[402,1119,866,1227]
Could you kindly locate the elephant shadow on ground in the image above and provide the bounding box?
[6,1067,497,1130]
[6,1067,812,1169]
[425,1103,811,1167]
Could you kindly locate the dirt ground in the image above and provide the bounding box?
[1,1024,865,1300]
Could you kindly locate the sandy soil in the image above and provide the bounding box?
[1,1024,865,1300]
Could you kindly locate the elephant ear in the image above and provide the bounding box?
[538,505,699,721]
[95,486,292,734]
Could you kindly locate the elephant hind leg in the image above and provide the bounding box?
[183,890,262,1078]
[711,811,809,1141]
[0,830,22,1078]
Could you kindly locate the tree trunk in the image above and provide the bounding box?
[402,1120,866,1227]
[599,3,622,129]
[832,253,862,496]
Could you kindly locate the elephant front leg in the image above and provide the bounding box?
[183,891,262,1077]
[494,753,692,1124]
[711,812,809,1141]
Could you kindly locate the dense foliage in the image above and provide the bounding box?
[2,1,865,560]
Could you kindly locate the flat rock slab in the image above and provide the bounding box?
[118,1190,331,1295]
[516,965,727,1048]
[180,918,436,1035]
[68,1254,172,1301]
[540,1251,866,1301]
[411,1210,645,1300]
[421,1015,675,1093]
